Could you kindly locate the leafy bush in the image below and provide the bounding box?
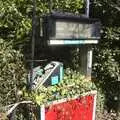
[91,0,120,114]
[0,38,26,106]
[23,69,97,105]
[93,27,120,112]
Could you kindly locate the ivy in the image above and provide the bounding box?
[24,69,96,106]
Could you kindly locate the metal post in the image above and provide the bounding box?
[85,0,93,80]
[87,46,93,80]
[85,0,90,17]
[29,0,36,119]
[49,0,52,13]
[30,0,36,87]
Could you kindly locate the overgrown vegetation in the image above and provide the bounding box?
[0,39,26,106]
[92,0,120,105]
[0,0,120,119]
[25,69,96,105]
[92,0,120,119]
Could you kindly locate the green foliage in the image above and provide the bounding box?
[0,0,32,47]
[96,90,105,113]
[92,0,120,26]
[0,39,27,106]
[93,27,120,87]
[24,69,96,105]
[51,0,84,13]
[92,0,120,113]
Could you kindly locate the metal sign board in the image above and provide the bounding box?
[43,12,101,45]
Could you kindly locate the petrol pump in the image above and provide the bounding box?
[28,11,101,90]
[43,12,101,78]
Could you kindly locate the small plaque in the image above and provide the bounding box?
[51,76,59,85]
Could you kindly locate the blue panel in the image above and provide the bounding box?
[60,66,63,81]
[51,76,59,85]
[64,40,85,44]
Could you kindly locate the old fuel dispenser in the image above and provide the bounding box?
[42,12,101,79]
[28,12,101,90]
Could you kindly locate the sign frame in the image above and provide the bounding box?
[39,90,97,120]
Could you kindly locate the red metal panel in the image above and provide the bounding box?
[45,94,95,120]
